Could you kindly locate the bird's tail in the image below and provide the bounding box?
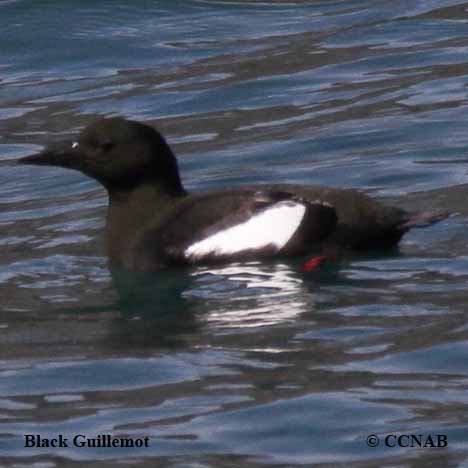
[400,211,450,230]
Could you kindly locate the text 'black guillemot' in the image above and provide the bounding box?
[19,117,448,272]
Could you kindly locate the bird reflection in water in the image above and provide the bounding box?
[107,260,324,350]
[186,261,314,329]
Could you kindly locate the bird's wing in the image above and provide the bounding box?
[139,190,336,265]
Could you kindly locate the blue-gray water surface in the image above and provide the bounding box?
[2,1,468,466]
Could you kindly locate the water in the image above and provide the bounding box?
[2,0,468,466]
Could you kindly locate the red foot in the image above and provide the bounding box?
[301,255,336,272]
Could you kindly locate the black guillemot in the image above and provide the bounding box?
[19,117,447,272]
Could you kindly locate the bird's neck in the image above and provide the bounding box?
[106,183,186,269]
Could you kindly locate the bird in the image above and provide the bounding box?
[19,117,447,272]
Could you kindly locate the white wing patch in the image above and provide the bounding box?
[185,201,306,261]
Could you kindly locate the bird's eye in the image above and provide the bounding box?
[72,142,79,149]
